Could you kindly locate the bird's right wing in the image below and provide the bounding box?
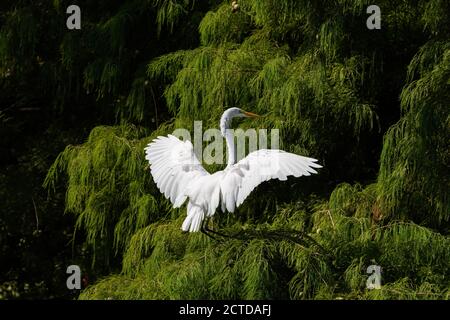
[145,134,209,207]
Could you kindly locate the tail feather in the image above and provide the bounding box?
[181,203,205,232]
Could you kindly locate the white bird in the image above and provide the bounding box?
[145,108,322,233]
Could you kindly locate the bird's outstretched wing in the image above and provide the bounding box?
[145,135,209,207]
[221,149,322,211]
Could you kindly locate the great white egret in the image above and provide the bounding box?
[145,108,322,232]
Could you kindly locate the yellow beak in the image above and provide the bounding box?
[243,110,260,118]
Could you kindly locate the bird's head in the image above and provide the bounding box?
[223,107,260,119]
[220,107,260,134]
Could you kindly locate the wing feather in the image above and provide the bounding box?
[145,135,209,207]
[219,149,322,207]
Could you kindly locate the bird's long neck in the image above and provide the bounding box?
[220,116,236,168]
[224,129,235,167]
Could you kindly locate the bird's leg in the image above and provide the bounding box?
[204,218,231,238]
[200,218,217,240]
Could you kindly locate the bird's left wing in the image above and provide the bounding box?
[221,149,322,210]
[145,134,209,207]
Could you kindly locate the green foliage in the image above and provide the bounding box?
[153,0,196,34]
[2,0,449,299]
[50,0,450,300]
[0,7,38,72]
[44,125,161,264]
[378,41,450,226]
